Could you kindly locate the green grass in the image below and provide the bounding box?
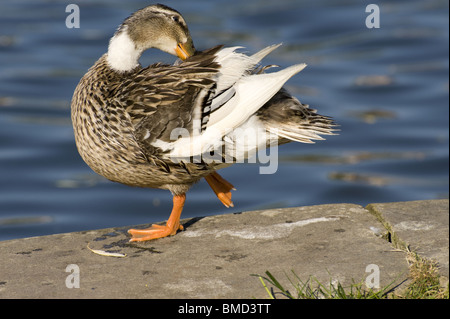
[255,270,395,299]
[400,249,448,299]
[255,250,448,299]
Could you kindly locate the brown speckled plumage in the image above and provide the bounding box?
[72,48,223,194]
[70,4,337,241]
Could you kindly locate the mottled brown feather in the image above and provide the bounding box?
[71,48,224,193]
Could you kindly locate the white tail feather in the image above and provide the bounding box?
[168,64,307,158]
[271,128,325,144]
[249,43,282,62]
[206,63,307,132]
[214,44,282,92]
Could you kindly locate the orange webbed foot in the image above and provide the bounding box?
[128,223,184,242]
[205,172,236,208]
[128,194,185,242]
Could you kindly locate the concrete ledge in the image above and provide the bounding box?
[367,199,449,279]
[0,200,447,298]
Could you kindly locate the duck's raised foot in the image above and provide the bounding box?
[205,172,235,208]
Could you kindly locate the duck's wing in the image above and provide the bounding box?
[165,45,308,160]
[112,46,223,169]
[117,44,317,168]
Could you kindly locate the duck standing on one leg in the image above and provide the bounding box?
[71,4,336,242]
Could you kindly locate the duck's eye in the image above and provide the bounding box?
[171,16,179,23]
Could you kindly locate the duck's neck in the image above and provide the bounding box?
[106,29,142,73]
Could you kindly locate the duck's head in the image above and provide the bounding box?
[107,4,195,72]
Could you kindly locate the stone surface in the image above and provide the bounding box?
[367,199,449,279]
[0,200,447,298]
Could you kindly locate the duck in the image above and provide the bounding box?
[71,4,336,242]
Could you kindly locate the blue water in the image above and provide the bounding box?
[0,0,448,241]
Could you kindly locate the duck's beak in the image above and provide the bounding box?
[175,41,195,60]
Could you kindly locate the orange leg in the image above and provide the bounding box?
[128,194,185,242]
[204,172,236,208]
